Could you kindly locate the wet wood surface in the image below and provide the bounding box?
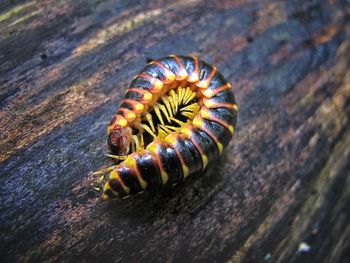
[1,0,350,262]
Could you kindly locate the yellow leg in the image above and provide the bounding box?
[157,127,168,139]
[183,87,194,104]
[186,92,196,104]
[146,113,156,132]
[170,117,186,126]
[93,165,117,175]
[158,124,173,134]
[169,89,178,111]
[159,104,171,123]
[105,154,128,161]
[153,104,165,125]
[162,96,173,118]
[139,132,144,150]
[132,134,139,151]
[168,93,177,114]
[142,124,157,138]
[164,125,179,131]
[177,87,184,105]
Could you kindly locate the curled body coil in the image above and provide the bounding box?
[101,55,238,199]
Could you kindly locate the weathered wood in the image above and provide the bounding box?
[0,0,349,262]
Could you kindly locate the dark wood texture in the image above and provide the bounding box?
[1,0,350,262]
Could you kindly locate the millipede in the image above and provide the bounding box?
[96,55,238,200]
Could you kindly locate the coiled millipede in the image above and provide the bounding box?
[96,55,238,200]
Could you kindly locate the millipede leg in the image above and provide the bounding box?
[159,104,171,123]
[157,127,168,139]
[169,92,178,113]
[146,113,156,132]
[153,104,165,125]
[141,124,157,138]
[139,132,144,150]
[177,87,184,104]
[93,165,117,175]
[105,154,128,161]
[158,124,173,134]
[162,96,173,118]
[132,135,139,151]
[174,93,179,113]
[183,87,195,104]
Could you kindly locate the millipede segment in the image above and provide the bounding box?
[98,55,238,199]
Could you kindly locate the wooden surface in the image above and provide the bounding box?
[1,0,350,262]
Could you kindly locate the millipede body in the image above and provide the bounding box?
[99,55,238,199]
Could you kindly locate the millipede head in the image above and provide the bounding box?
[107,125,132,156]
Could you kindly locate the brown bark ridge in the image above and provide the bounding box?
[0,0,349,262]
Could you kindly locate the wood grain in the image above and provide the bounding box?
[0,0,349,262]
